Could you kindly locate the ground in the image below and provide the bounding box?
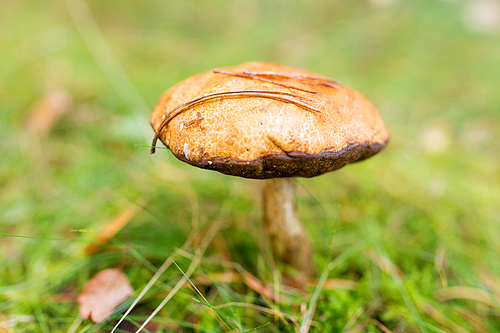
[1,0,499,332]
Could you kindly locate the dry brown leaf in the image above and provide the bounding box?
[24,89,72,136]
[436,286,498,308]
[77,268,134,322]
[84,199,144,255]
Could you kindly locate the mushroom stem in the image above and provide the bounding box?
[263,178,316,277]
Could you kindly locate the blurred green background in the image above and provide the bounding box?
[1,0,499,332]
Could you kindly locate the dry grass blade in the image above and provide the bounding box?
[213,69,320,94]
[174,261,233,332]
[241,70,340,88]
[436,286,499,308]
[373,242,429,333]
[228,263,278,302]
[299,240,367,333]
[371,319,393,333]
[282,276,358,291]
[423,303,471,333]
[241,270,276,302]
[0,327,12,333]
[77,268,133,323]
[213,302,299,328]
[112,202,234,332]
[66,316,83,333]
[341,302,383,333]
[213,234,232,261]
[110,228,199,333]
[193,272,241,285]
[454,307,490,333]
[311,278,357,290]
[115,319,165,332]
[480,269,500,299]
[434,246,448,288]
[345,323,368,333]
[365,249,405,278]
[132,220,223,333]
[299,301,316,333]
[216,260,289,325]
[24,89,72,137]
[84,198,145,255]
[341,306,365,333]
[193,269,278,302]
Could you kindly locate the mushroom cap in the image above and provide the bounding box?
[150,62,389,179]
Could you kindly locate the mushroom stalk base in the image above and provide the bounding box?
[263,178,316,277]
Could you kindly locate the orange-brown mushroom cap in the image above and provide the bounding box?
[150,62,389,179]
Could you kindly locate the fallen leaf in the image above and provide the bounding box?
[24,89,72,136]
[77,268,134,322]
[84,199,145,255]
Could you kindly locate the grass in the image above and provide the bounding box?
[1,0,500,331]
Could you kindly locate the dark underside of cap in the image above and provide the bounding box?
[173,139,389,179]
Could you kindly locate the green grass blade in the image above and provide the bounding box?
[173,261,234,332]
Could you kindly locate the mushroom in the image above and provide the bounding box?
[150,62,389,277]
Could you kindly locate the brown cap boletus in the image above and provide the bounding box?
[150,62,389,277]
